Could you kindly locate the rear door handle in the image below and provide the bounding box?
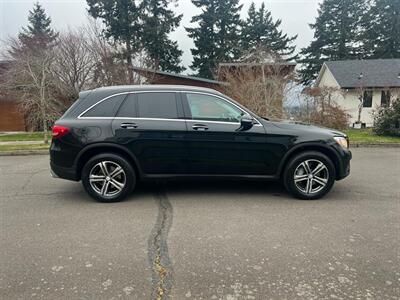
[192,124,209,131]
[120,123,138,129]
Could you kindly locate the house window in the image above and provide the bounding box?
[381,90,390,107]
[363,91,373,108]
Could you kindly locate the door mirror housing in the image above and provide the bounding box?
[237,114,254,131]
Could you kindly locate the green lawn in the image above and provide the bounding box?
[0,132,46,142]
[345,129,400,144]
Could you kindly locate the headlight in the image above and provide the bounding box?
[334,136,349,149]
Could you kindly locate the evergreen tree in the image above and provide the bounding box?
[87,0,142,82]
[187,0,243,79]
[141,0,184,72]
[299,0,367,85]
[19,2,58,50]
[362,0,400,58]
[186,0,217,79]
[241,2,297,60]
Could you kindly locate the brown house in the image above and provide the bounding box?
[0,61,26,132]
[132,67,225,91]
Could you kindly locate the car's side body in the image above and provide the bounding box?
[50,85,351,201]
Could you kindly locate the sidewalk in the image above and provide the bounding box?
[0,140,44,145]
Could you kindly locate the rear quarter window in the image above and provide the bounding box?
[81,94,126,118]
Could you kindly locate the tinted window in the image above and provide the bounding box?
[82,94,126,117]
[363,91,373,108]
[186,93,243,122]
[137,93,178,119]
[117,94,136,117]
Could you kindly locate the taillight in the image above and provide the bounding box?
[52,125,70,139]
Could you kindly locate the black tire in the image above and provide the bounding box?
[81,153,136,203]
[283,151,335,200]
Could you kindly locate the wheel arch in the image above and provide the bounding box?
[278,143,342,180]
[74,143,143,180]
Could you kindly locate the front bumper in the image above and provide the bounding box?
[336,149,352,180]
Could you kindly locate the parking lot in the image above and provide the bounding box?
[0,148,399,299]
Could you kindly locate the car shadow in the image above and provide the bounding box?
[63,178,347,204]
[135,178,289,199]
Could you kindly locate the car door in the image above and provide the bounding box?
[112,91,188,175]
[182,92,269,175]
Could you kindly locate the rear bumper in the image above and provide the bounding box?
[50,161,79,181]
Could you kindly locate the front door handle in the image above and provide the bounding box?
[192,124,209,131]
[120,123,138,129]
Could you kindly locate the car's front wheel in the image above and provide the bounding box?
[81,153,136,202]
[284,151,335,200]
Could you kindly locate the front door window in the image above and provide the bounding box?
[186,93,243,123]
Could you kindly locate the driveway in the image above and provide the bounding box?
[0,148,399,299]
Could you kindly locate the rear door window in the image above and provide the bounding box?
[137,92,178,119]
[81,94,126,118]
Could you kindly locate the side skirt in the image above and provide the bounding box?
[142,174,279,181]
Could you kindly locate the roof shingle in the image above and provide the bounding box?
[324,59,400,88]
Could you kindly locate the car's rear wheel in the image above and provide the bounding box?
[81,153,136,202]
[284,151,335,200]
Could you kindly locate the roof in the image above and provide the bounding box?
[132,67,224,85]
[219,62,296,67]
[92,84,222,95]
[317,59,400,88]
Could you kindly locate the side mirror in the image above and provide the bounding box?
[237,114,254,131]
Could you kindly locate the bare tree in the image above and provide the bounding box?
[219,47,296,119]
[299,86,350,130]
[84,17,151,87]
[52,28,98,101]
[2,38,59,143]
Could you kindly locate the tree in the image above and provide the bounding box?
[4,2,59,143]
[52,29,98,101]
[4,38,58,143]
[241,2,297,60]
[18,2,58,51]
[300,87,350,130]
[362,0,400,58]
[87,0,142,83]
[220,48,296,119]
[299,0,367,85]
[141,0,184,72]
[187,0,243,79]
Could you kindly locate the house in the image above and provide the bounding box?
[315,59,400,127]
[0,61,26,132]
[132,67,225,91]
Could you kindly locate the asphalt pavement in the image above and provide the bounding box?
[0,148,399,299]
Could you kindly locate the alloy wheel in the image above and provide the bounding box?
[294,159,329,195]
[89,161,126,197]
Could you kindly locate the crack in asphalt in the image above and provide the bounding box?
[148,186,174,300]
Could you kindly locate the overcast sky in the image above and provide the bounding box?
[0,0,322,71]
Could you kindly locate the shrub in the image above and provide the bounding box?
[373,99,400,137]
[293,87,350,130]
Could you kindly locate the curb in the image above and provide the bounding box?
[0,150,49,156]
[352,143,400,148]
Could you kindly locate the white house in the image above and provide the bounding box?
[315,59,400,127]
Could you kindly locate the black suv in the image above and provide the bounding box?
[50,85,351,202]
